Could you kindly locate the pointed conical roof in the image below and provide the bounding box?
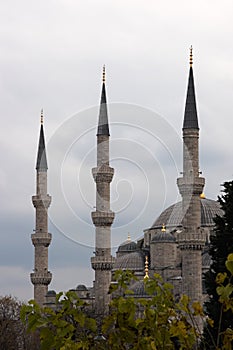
[183,48,199,130]
[36,112,48,171]
[97,66,110,136]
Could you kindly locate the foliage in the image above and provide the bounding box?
[203,181,233,349]
[20,254,233,349]
[21,262,233,349]
[104,271,202,349]
[21,271,205,350]
[207,253,233,349]
[21,291,97,350]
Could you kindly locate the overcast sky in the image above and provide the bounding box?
[1,0,233,301]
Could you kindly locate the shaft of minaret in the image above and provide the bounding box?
[177,48,205,309]
[91,66,115,316]
[30,110,52,306]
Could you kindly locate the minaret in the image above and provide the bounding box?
[30,110,52,306]
[91,66,115,315]
[177,48,205,303]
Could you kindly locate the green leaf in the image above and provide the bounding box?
[216,283,233,303]
[226,260,233,275]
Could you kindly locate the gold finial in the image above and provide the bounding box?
[161,223,166,232]
[190,45,193,67]
[102,65,106,83]
[200,193,205,199]
[40,109,44,124]
[144,255,149,280]
[127,232,131,241]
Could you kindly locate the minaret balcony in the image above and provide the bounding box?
[32,195,52,209]
[91,256,115,270]
[177,177,205,195]
[30,271,52,285]
[92,166,114,183]
[31,233,52,247]
[177,230,206,250]
[91,211,115,226]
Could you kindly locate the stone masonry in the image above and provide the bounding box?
[30,111,52,306]
[91,67,115,316]
[177,49,206,303]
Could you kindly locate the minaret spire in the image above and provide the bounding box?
[177,49,205,307]
[183,46,199,130]
[189,45,193,67]
[30,111,52,306]
[36,109,48,171]
[40,108,44,124]
[91,67,115,316]
[102,64,106,83]
[97,65,110,136]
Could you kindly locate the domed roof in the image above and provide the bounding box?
[76,284,87,291]
[151,230,176,243]
[46,290,56,296]
[117,239,137,253]
[113,251,144,271]
[130,280,147,296]
[150,198,223,230]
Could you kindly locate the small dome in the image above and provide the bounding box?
[151,231,176,243]
[113,251,144,271]
[150,198,223,230]
[117,240,137,253]
[130,280,147,296]
[46,290,56,296]
[76,284,87,291]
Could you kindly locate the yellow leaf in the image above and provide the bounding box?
[192,301,203,315]
[216,272,227,284]
[150,340,157,350]
[227,253,233,261]
[207,317,214,328]
[226,260,233,275]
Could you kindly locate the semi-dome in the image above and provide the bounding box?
[150,198,223,230]
[113,251,144,272]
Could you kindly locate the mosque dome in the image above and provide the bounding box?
[46,290,56,296]
[130,280,147,296]
[151,230,176,243]
[117,240,137,253]
[76,284,87,291]
[150,198,223,230]
[113,251,144,272]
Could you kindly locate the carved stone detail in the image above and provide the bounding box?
[30,271,52,285]
[91,211,115,226]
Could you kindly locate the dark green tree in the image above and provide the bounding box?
[203,180,233,349]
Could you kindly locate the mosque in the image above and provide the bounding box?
[30,49,223,315]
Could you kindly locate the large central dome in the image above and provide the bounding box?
[150,198,223,230]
